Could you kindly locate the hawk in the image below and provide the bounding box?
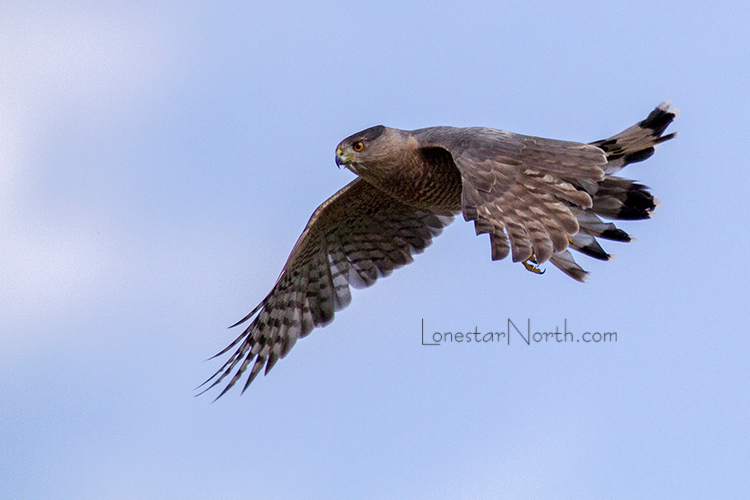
[200,101,678,398]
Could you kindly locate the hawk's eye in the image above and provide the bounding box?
[353,141,365,152]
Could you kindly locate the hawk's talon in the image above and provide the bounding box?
[522,255,545,275]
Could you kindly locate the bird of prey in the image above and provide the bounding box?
[200,101,678,398]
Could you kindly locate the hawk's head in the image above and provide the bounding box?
[335,125,401,175]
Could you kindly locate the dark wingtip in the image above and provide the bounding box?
[575,245,612,261]
[568,268,590,283]
[622,147,655,165]
[615,189,658,220]
[599,228,631,242]
[229,314,253,329]
[215,384,236,401]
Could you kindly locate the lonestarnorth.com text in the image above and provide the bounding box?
[421,319,617,346]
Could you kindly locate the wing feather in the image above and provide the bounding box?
[414,102,676,280]
[415,127,604,267]
[200,178,452,398]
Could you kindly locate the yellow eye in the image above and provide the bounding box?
[353,141,364,152]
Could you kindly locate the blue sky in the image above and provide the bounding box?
[2,1,748,499]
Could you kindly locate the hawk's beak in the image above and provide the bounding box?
[335,148,351,169]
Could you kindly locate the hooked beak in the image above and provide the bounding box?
[335,147,352,169]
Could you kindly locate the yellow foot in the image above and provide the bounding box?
[522,255,545,275]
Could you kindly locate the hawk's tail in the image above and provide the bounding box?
[590,100,679,176]
[551,101,678,281]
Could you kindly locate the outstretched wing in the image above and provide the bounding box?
[415,126,607,270]
[200,178,452,398]
[414,102,677,281]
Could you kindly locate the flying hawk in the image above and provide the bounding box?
[200,101,678,398]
